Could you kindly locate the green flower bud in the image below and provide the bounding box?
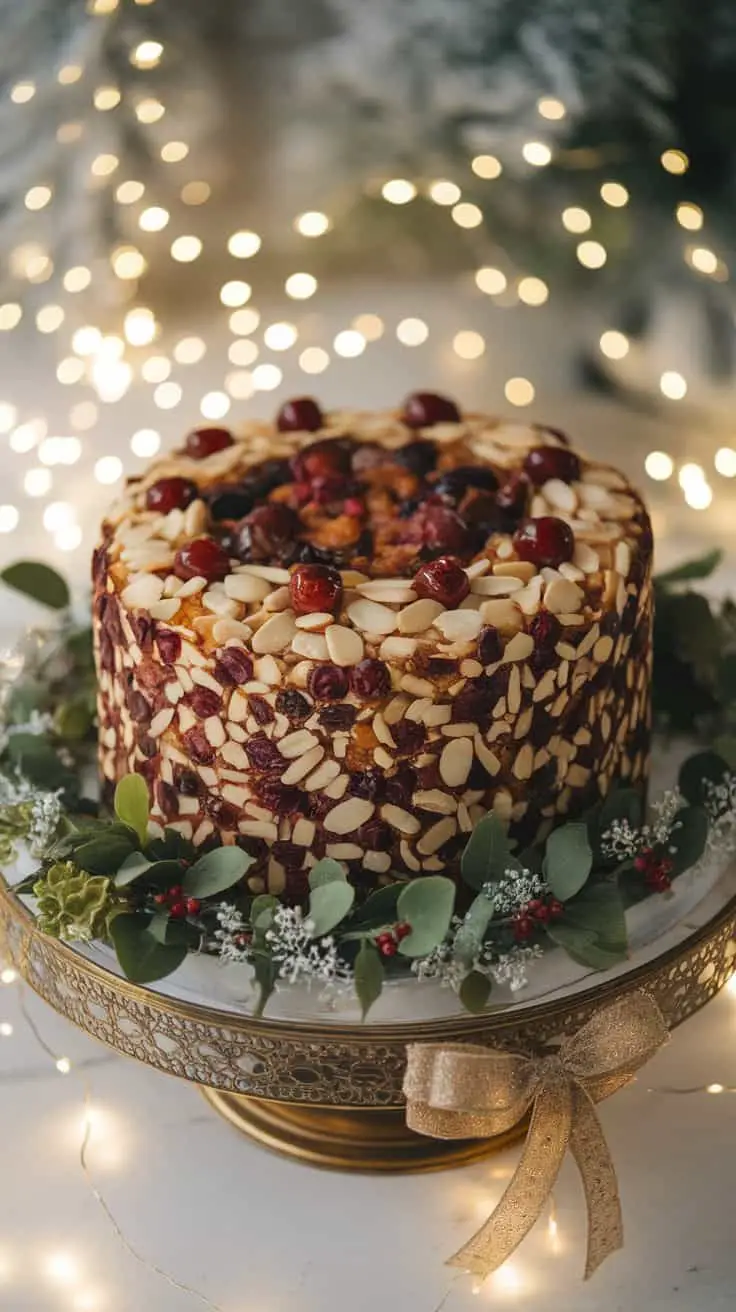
[33,860,119,942]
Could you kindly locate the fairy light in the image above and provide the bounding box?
[135,98,165,124]
[522,141,552,166]
[25,185,52,211]
[0,304,22,331]
[124,307,157,346]
[678,462,707,490]
[228,230,261,258]
[715,447,736,477]
[11,82,36,104]
[577,240,607,268]
[228,339,258,366]
[285,272,318,300]
[505,377,535,407]
[25,252,53,283]
[381,179,416,204]
[264,322,297,351]
[153,382,182,410]
[537,97,566,120]
[63,266,92,293]
[688,246,718,275]
[131,428,161,458]
[58,64,83,85]
[299,347,330,374]
[676,202,704,231]
[91,359,132,404]
[228,308,260,335]
[94,457,123,486]
[224,371,254,399]
[684,481,714,510]
[93,86,121,111]
[475,267,507,295]
[170,236,202,262]
[139,206,169,232]
[453,330,485,360]
[220,281,251,307]
[295,210,330,237]
[57,122,83,143]
[0,507,19,533]
[57,358,86,385]
[645,451,674,481]
[45,1253,79,1286]
[661,149,689,175]
[181,181,211,205]
[562,207,591,233]
[141,356,171,383]
[490,1261,523,1295]
[90,0,118,10]
[173,337,206,365]
[56,1056,72,1074]
[0,969,17,984]
[200,391,231,420]
[252,364,282,391]
[131,41,163,68]
[471,155,502,179]
[352,313,384,340]
[660,370,687,400]
[599,330,630,360]
[91,154,119,177]
[452,202,483,228]
[36,305,65,333]
[72,326,102,356]
[517,277,548,306]
[600,181,629,207]
[11,421,43,453]
[98,335,125,360]
[160,141,189,163]
[116,180,145,204]
[39,438,82,466]
[0,1022,13,1037]
[333,330,366,358]
[69,402,98,430]
[56,524,83,551]
[0,405,17,433]
[429,179,461,205]
[707,1083,725,1094]
[396,318,429,346]
[111,246,147,279]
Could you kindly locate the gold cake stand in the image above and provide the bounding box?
[1,877,735,1172]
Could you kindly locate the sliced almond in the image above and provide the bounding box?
[478,599,523,633]
[543,478,578,513]
[573,541,600,573]
[224,573,272,603]
[324,797,375,835]
[121,574,165,610]
[414,789,457,815]
[264,586,292,612]
[295,611,334,631]
[417,816,457,856]
[149,707,174,736]
[380,636,418,660]
[149,598,182,622]
[305,759,342,792]
[291,631,329,661]
[278,729,320,759]
[238,820,278,841]
[204,716,226,747]
[434,609,483,642]
[512,744,534,781]
[439,737,473,788]
[398,598,444,635]
[212,618,252,645]
[221,741,249,769]
[183,499,208,537]
[236,564,291,584]
[465,558,491,580]
[502,632,535,663]
[281,745,324,784]
[357,580,417,604]
[347,598,398,635]
[593,635,615,663]
[615,541,631,576]
[474,735,501,776]
[202,590,241,618]
[381,803,421,835]
[253,654,281,685]
[544,577,584,615]
[326,624,364,666]
[471,575,524,596]
[252,610,297,655]
[292,818,316,846]
[175,575,208,598]
[364,851,392,874]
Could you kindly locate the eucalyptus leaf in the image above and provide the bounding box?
[148,911,170,944]
[110,913,188,984]
[354,941,385,1020]
[0,561,71,610]
[114,852,154,887]
[6,735,73,790]
[146,829,197,861]
[549,881,628,963]
[308,858,348,889]
[252,952,279,1017]
[461,814,515,892]
[656,549,723,586]
[459,970,492,1014]
[308,880,355,938]
[74,832,137,876]
[396,876,456,958]
[349,883,403,927]
[183,846,254,899]
[546,922,626,971]
[598,787,643,836]
[113,775,150,847]
[251,893,278,944]
[678,751,730,809]
[667,805,709,874]
[543,823,593,902]
[453,892,495,969]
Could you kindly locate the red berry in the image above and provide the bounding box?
[308,664,350,700]
[289,563,343,615]
[146,477,198,514]
[378,937,398,957]
[214,647,254,686]
[513,915,535,943]
[634,848,653,873]
[154,893,167,905]
[535,905,552,924]
[413,555,470,608]
[526,899,543,915]
[513,517,574,569]
[523,446,581,486]
[235,503,299,563]
[291,437,351,481]
[478,626,503,666]
[349,658,391,700]
[548,899,564,920]
[402,391,460,429]
[185,427,234,460]
[395,921,412,941]
[174,536,230,582]
[344,497,363,517]
[420,505,471,554]
[169,886,183,898]
[186,898,201,915]
[646,866,672,893]
[169,900,187,919]
[659,857,674,876]
[276,397,324,434]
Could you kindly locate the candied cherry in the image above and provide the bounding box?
[349,659,391,700]
[308,664,349,700]
[413,555,469,608]
[289,563,343,615]
[478,625,503,665]
[523,446,581,486]
[513,517,574,569]
[291,437,351,482]
[235,503,299,563]
[420,504,471,554]
[174,535,230,582]
[395,439,437,476]
[402,391,460,428]
[496,472,529,522]
[185,427,234,460]
[276,396,324,433]
[433,466,498,501]
[146,477,197,514]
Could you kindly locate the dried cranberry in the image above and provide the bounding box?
[402,391,460,428]
[235,503,299,563]
[463,492,504,538]
[290,563,343,615]
[276,397,324,433]
[385,764,416,806]
[204,795,239,828]
[185,427,234,460]
[513,517,574,569]
[272,841,305,868]
[357,819,393,851]
[156,630,182,665]
[453,677,495,726]
[245,734,284,772]
[146,477,198,514]
[523,447,581,486]
[174,536,230,583]
[206,486,255,522]
[348,769,385,801]
[308,664,350,700]
[92,544,108,584]
[102,599,123,643]
[131,613,153,650]
[257,780,303,814]
[276,689,311,720]
[184,727,216,765]
[138,735,158,760]
[433,466,498,502]
[155,781,178,817]
[214,647,253,686]
[127,690,151,724]
[174,766,201,796]
[529,610,562,665]
[496,472,529,526]
[319,703,357,730]
[392,720,425,755]
[291,437,352,482]
[395,440,437,476]
[420,505,471,555]
[349,659,391,700]
[187,687,222,719]
[248,694,275,725]
[413,555,470,608]
[478,626,503,665]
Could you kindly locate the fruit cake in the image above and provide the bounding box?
[93,391,652,902]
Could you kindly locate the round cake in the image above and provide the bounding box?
[93,391,652,902]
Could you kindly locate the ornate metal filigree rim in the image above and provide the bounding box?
[1,879,735,1107]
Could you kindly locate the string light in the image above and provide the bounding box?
[381,179,416,204]
[471,155,502,179]
[299,347,330,374]
[453,330,485,359]
[220,281,251,307]
[688,246,718,275]
[135,98,165,124]
[141,356,171,383]
[600,181,629,207]
[170,235,202,262]
[56,524,83,551]
[224,371,254,399]
[351,313,384,340]
[428,180,461,205]
[58,64,83,85]
[577,240,607,268]
[0,1022,13,1037]
[396,318,429,346]
[93,86,121,111]
[153,382,182,409]
[36,305,65,333]
[505,377,535,406]
[111,246,147,279]
[660,370,687,400]
[228,230,261,258]
[57,122,83,144]
[57,358,87,385]
[522,141,552,166]
[56,1056,72,1075]
[475,267,507,295]
[131,41,163,69]
[228,339,258,366]
[285,272,318,299]
[0,304,22,331]
[116,180,145,205]
[715,447,736,477]
[124,307,157,346]
[25,186,52,211]
[0,506,19,533]
[131,429,161,458]
[43,502,74,532]
[294,210,330,237]
[517,277,548,306]
[228,308,260,335]
[676,202,704,231]
[91,359,132,404]
[599,330,630,360]
[69,402,99,430]
[452,202,483,228]
[72,326,102,356]
[0,404,17,433]
[181,181,211,205]
[173,337,206,365]
[91,154,119,177]
[537,97,566,120]
[160,141,189,163]
[264,322,297,351]
[333,330,366,358]
[252,363,282,391]
[645,451,674,481]
[11,421,44,453]
[11,82,36,104]
[139,206,169,232]
[684,481,713,510]
[200,391,231,420]
[661,149,689,175]
[63,266,92,293]
[562,207,592,233]
[39,438,82,466]
[0,969,17,984]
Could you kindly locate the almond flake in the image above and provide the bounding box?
[502,632,535,663]
[593,635,614,663]
[183,499,208,536]
[543,478,578,513]
[400,674,434,697]
[264,586,292,612]
[357,581,417,604]
[224,573,272,603]
[324,797,374,835]
[513,744,534,781]
[559,562,585,583]
[439,737,473,788]
[507,664,522,714]
[441,722,477,738]
[382,803,421,835]
[212,619,252,645]
[474,735,501,775]
[364,851,392,874]
[222,784,249,808]
[465,558,491,580]
[325,624,365,666]
[252,610,297,655]
[434,610,483,641]
[295,611,334,631]
[325,843,363,860]
[175,575,208,598]
[149,707,174,736]
[544,577,584,614]
[202,590,241,618]
[398,598,444,635]
[291,631,329,661]
[347,598,398,635]
[281,745,324,784]
[417,816,457,856]
[380,636,418,660]
[423,703,453,727]
[221,741,249,769]
[121,574,165,610]
[239,820,278,841]
[293,819,316,846]
[149,598,182,621]
[278,729,320,759]
[305,759,342,791]
[400,840,421,871]
[414,789,457,815]
[177,705,197,732]
[323,775,349,800]
[204,716,226,747]
[165,681,184,704]
[573,541,600,573]
[374,747,394,771]
[471,575,524,596]
[179,640,208,667]
[191,667,225,694]
[478,599,523,633]
[236,564,291,583]
[615,542,631,576]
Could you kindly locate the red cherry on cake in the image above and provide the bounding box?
[513,517,574,568]
[289,563,343,615]
[276,396,324,433]
[146,477,198,514]
[523,446,581,486]
[291,438,351,482]
[402,391,460,429]
[174,535,230,582]
[236,503,299,562]
[349,659,391,699]
[414,556,469,608]
[185,427,234,460]
[496,472,529,517]
[420,504,471,554]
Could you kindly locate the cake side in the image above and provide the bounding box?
[92,395,652,903]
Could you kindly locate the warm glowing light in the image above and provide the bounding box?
[726,972,736,996]
[334,330,366,358]
[24,466,53,498]
[72,326,102,356]
[475,267,507,295]
[471,154,502,180]
[160,140,189,163]
[715,447,736,477]
[0,304,22,331]
[381,178,417,204]
[661,149,689,175]
[111,245,147,280]
[135,97,165,124]
[491,1261,522,1294]
[170,235,202,262]
[707,1082,725,1094]
[11,422,43,453]
[252,364,283,391]
[352,313,384,340]
[56,1056,72,1074]
[0,968,17,983]
[24,251,53,283]
[227,229,261,258]
[11,82,36,104]
[229,308,260,336]
[522,141,552,166]
[43,501,74,531]
[131,40,163,68]
[57,357,86,386]
[505,377,535,407]
[299,347,330,375]
[224,371,254,399]
[44,1253,79,1286]
[90,0,118,10]
[660,370,687,400]
[93,85,121,111]
[678,462,706,489]
[153,382,182,409]
[453,330,485,360]
[174,337,206,365]
[429,179,461,205]
[295,210,331,236]
[116,179,145,205]
[0,405,17,433]
[684,482,713,510]
[39,437,82,466]
[452,202,483,228]
[228,339,259,366]
[220,280,251,307]
[57,121,83,144]
[264,322,297,351]
[25,185,52,211]
[124,307,157,346]
[599,330,630,360]
[688,246,718,275]
[200,391,231,420]
[139,206,169,232]
[517,277,549,306]
[396,317,429,346]
[0,1022,13,1036]
[94,456,123,484]
[56,524,83,551]
[63,266,92,293]
[58,64,83,85]
[285,272,318,299]
[36,305,65,333]
[645,451,674,481]
[600,181,629,207]
[676,202,704,231]
[69,401,98,430]
[141,356,171,383]
[181,180,211,205]
[537,96,566,120]
[561,207,591,233]
[91,359,132,404]
[577,240,607,268]
[131,428,161,457]
[91,153,119,177]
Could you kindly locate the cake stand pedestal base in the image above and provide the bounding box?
[201,1089,519,1173]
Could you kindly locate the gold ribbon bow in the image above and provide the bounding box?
[403,990,668,1282]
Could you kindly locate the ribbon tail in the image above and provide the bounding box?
[447,1078,573,1282]
[569,1085,624,1280]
